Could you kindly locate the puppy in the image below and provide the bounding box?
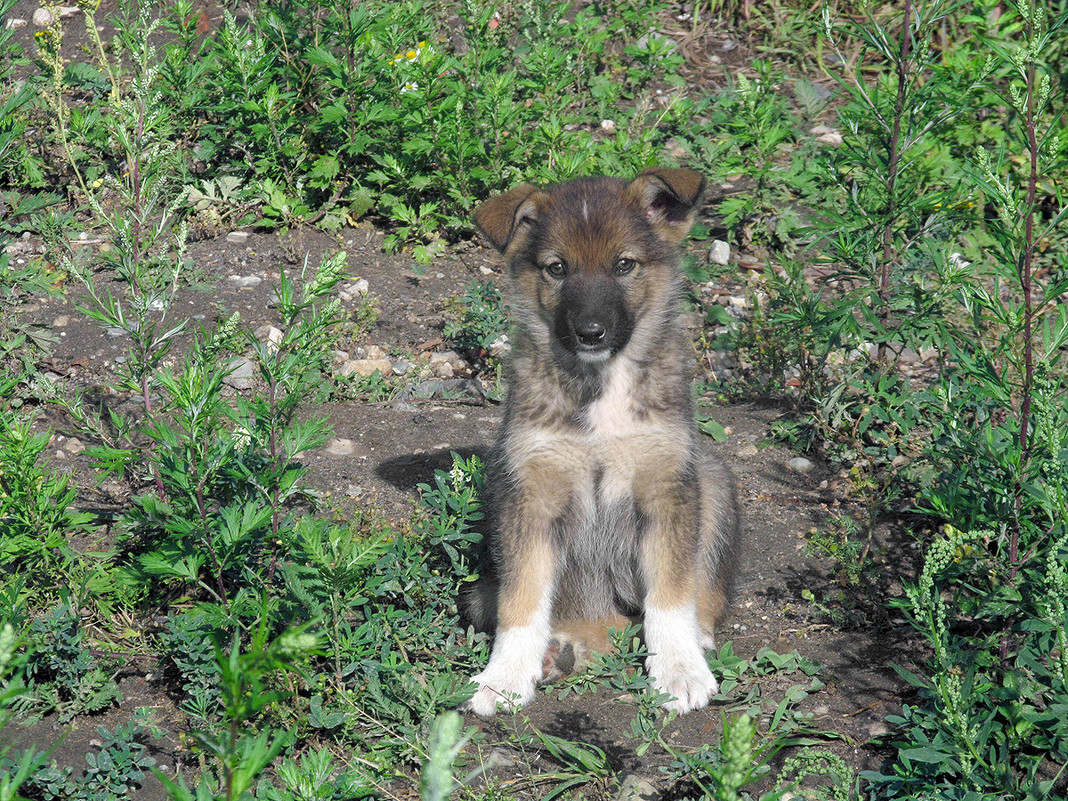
[461,168,741,716]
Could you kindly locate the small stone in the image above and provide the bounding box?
[226,231,249,245]
[324,438,356,456]
[106,326,128,338]
[429,350,461,365]
[709,239,731,266]
[339,358,392,377]
[66,438,85,454]
[738,444,758,458]
[352,278,369,295]
[600,119,617,133]
[228,274,262,288]
[816,131,844,146]
[223,357,256,390]
[433,362,455,379]
[392,360,412,376]
[489,334,511,358]
[52,315,70,327]
[616,775,657,801]
[255,325,284,353]
[813,704,830,716]
[786,456,814,474]
[33,8,55,25]
[479,266,495,275]
[5,18,26,29]
[868,721,891,737]
[364,344,388,360]
[331,350,349,367]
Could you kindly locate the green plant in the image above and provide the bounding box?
[24,602,120,722]
[158,625,318,801]
[443,281,508,363]
[0,398,93,583]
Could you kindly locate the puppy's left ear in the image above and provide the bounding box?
[628,167,706,245]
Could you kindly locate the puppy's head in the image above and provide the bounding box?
[474,168,705,368]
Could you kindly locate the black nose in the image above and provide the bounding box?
[576,321,607,347]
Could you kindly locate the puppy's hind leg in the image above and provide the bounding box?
[696,452,742,651]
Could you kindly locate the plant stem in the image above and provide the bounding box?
[877,0,913,363]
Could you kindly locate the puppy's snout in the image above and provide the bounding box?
[575,320,607,347]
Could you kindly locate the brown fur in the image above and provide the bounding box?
[460,168,742,715]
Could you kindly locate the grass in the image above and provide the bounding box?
[0,0,1067,798]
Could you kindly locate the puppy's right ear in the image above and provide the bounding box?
[474,184,542,253]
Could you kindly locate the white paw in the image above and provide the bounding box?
[643,603,718,713]
[460,665,538,717]
[647,655,719,713]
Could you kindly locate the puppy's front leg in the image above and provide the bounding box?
[461,523,557,717]
[639,477,719,713]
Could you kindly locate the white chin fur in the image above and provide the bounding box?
[576,348,613,364]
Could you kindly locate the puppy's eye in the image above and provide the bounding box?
[614,257,638,275]
[542,260,567,279]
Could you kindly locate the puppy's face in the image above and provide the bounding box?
[475,170,705,369]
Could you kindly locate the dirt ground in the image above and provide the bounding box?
[2,0,920,796]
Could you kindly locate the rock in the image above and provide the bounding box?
[255,325,283,353]
[32,7,64,26]
[223,357,256,390]
[433,361,455,378]
[339,358,392,377]
[600,119,617,133]
[363,344,389,360]
[393,378,485,404]
[738,444,758,458]
[428,350,459,363]
[330,350,350,368]
[816,130,844,146]
[868,720,891,737]
[324,440,354,457]
[5,18,27,29]
[392,360,412,376]
[324,438,356,456]
[66,438,85,454]
[786,456,814,474]
[228,274,262,288]
[709,239,731,266]
[489,334,511,358]
[225,231,249,245]
[616,775,658,801]
[52,315,70,327]
[813,704,830,716]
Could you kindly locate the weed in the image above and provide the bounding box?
[443,281,508,364]
[24,603,120,722]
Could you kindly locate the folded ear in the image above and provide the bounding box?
[628,167,706,245]
[474,184,543,253]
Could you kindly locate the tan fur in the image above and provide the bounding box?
[460,168,742,716]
